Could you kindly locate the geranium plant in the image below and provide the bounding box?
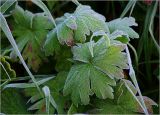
[0,0,157,114]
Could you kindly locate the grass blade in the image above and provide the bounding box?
[67,103,77,114]
[4,83,36,89]
[37,77,54,85]
[71,0,80,6]
[128,43,138,68]
[30,0,56,27]
[0,80,9,89]
[120,0,136,18]
[0,74,55,82]
[0,13,42,96]
[42,86,57,114]
[0,0,17,14]
[3,77,54,89]
[50,95,57,109]
[123,80,145,112]
[149,1,159,53]
[42,86,50,114]
[137,2,159,82]
[125,45,149,115]
[129,0,136,17]
[28,99,44,111]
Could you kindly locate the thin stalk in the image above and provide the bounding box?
[1,48,12,56]
[123,80,147,114]
[120,0,136,18]
[0,76,30,82]
[128,43,138,68]
[129,1,136,16]
[149,1,159,53]
[0,80,10,89]
[0,74,55,82]
[149,28,160,53]
[71,0,80,6]
[0,0,17,14]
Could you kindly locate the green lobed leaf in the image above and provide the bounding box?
[10,5,54,72]
[94,43,129,79]
[54,46,72,72]
[109,30,129,43]
[64,64,116,106]
[89,80,156,114]
[63,37,128,106]
[43,29,60,56]
[107,17,139,39]
[43,4,110,56]
[46,4,109,46]
[90,80,139,114]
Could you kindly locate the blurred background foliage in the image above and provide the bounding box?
[1,0,159,113]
